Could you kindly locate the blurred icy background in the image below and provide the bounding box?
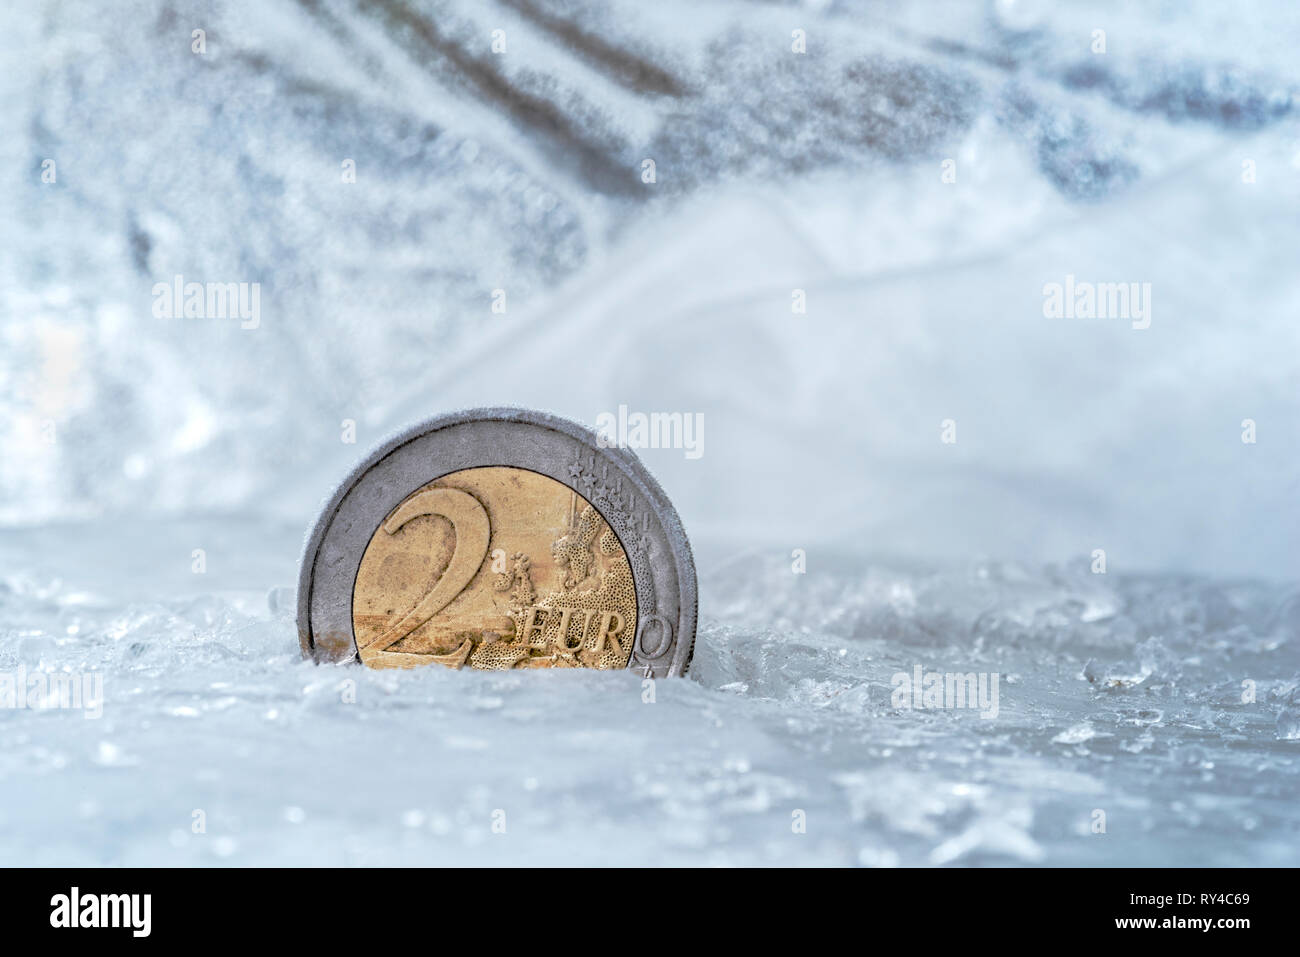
[1,0,1298,865]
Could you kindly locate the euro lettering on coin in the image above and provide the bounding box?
[297,409,697,677]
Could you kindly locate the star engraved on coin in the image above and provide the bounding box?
[352,467,638,671]
[297,408,697,678]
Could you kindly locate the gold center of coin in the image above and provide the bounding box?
[352,466,638,671]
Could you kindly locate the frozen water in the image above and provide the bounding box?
[1,0,1298,864]
[1,522,1297,865]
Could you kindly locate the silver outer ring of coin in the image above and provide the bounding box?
[296,407,697,678]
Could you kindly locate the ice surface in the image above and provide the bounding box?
[2,521,1298,866]
[1,0,1298,865]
